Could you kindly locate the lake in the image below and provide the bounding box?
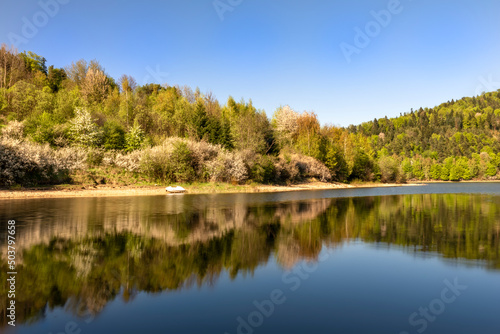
[1,183,499,334]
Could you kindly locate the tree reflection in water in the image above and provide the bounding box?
[0,193,499,327]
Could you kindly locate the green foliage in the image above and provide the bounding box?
[25,112,60,145]
[86,148,105,166]
[440,157,454,181]
[430,163,441,180]
[103,121,126,150]
[294,112,323,159]
[324,144,349,182]
[401,158,413,179]
[378,155,399,183]
[171,141,196,182]
[8,80,38,119]
[47,65,67,92]
[350,151,375,181]
[412,158,425,180]
[250,155,276,184]
[20,51,47,74]
[140,141,196,183]
[125,123,145,151]
[486,163,498,177]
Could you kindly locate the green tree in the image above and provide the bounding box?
[47,66,66,92]
[8,80,38,119]
[103,121,126,150]
[295,112,323,159]
[324,144,349,182]
[485,163,497,177]
[378,155,399,183]
[125,123,145,151]
[430,163,442,180]
[20,51,47,74]
[350,151,375,181]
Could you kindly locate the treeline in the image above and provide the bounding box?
[0,44,499,186]
[349,93,500,181]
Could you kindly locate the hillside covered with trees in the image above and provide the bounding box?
[1,44,499,187]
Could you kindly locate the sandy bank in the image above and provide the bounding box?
[0,181,426,200]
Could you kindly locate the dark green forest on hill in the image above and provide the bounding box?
[1,44,499,186]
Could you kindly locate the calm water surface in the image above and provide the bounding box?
[0,183,499,334]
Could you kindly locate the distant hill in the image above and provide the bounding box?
[348,91,500,160]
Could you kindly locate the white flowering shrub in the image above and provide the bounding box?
[184,139,221,164]
[291,154,332,182]
[206,150,247,182]
[1,121,25,140]
[69,107,103,147]
[274,153,331,183]
[114,150,142,172]
[183,138,223,178]
[108,137,248,183]
[0,135,86,186]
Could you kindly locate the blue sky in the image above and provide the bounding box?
[1,0,500,126]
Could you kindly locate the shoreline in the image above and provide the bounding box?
[0,180,497,200]
[0,181,420,200]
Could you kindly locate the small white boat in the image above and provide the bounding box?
[166,186,186,193]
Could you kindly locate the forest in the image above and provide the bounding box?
[1,44,500,187]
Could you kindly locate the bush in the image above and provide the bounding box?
[274,154,300,183]
[206,150,247,183]
[324,145,349,182]
[250,155,276,184]
[113,150,142,172]
[139,139,197,183]
[140,145,171,182]
[273,153,331,182]
[184,139,222,178]
[86,148,105,166]
[430,164,441,180]
[103,121,126,150]
[87,136,330,185]
[171,141,196,182]
[25,112,59,145]
[0,130,86,186]
[292,154,331,182]
[0,121,24,140]
[440,157,454,181]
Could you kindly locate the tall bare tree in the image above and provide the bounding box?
[0,44,27,90]
[65,59,106,88]
[81,68,109,105]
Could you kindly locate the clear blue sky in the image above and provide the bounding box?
[1,0,500,126]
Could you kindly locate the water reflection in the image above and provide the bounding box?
[0,192,499,327]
